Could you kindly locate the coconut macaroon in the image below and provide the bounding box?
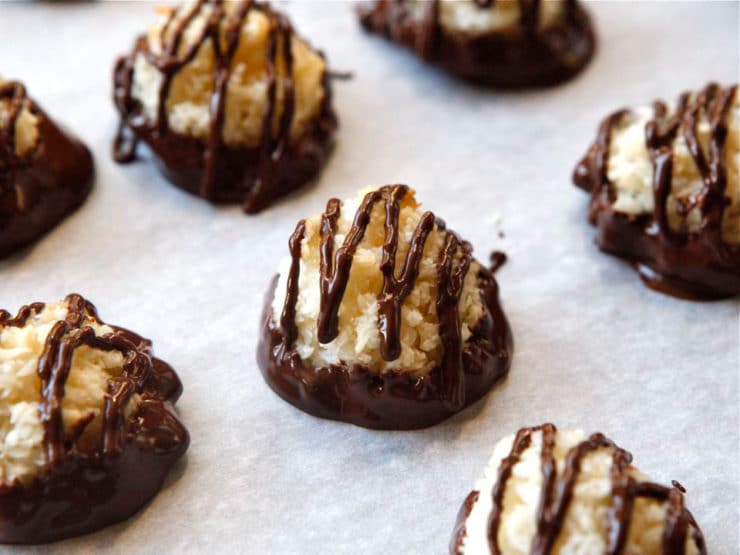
[451,424,706,555]
[113,0,337,214]
[574,83,739,300]
[358,0,595,87]
[0,79,93,258]
[0,294,189,544]
[258,185,513,430]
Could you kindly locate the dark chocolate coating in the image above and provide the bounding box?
[449,424,707,555]
[0,82,93,259]
[112,0,337,214]
[0,295,189,545]
[259,185,512,429]
[573,83,739,300]
[258,263,513,430]
[358,0,595,88]
[449,490,478,554]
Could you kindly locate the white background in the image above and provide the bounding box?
[1,1,738,553]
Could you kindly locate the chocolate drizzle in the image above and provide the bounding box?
[378,188,435,361]
[450,490,480,555]
[643,85,737,245]
[452,424,706,555]
[0,302,45,326]
[489,250,507,273]
[0,295,188,544]
[436,231,472,409]
[280,219,306,348]
[282,185,471,397]
[487,426,533,555]
[574,83,739,299]
[259,185,513,429]
[5,295,141,465]
[248,10,296,213]
[202,0,255,201]
[0,81,28,169]
[113,0,336,213]
[289,187,434,353]
[359,0,595,88]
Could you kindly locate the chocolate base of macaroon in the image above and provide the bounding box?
[358,0,595,88]
[257,267,513,430]
[112,78,337,214]
[0,323,188,545]
[115,110,336,212]
[574,168,740,301]
[0,114,93,259]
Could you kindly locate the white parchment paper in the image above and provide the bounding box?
[1,1,738,553]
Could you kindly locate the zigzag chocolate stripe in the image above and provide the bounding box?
[484,424,706,555]
[0,294,153,465]
[575,82,738,248]
[278,185,473,407]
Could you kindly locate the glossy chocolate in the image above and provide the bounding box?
[0,294,189,544]
[574,83,740,300]
[488,251,507,273]
[113,0,337,214]
[358,0,595,88]
[449,490,479,555]
[0,81,93,258]
[450,423,707,555]
[258,185,513,430]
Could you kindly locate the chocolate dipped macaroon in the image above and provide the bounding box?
[258,185,513,430]
[358,0,595,88]
[451,423,706,555]
[0,294,189,544]
[113,0,337,213]
[0,79,93,258]
[574,83,739,300]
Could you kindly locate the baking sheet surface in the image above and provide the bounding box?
[1,1,738,553]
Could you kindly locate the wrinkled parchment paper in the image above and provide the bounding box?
[1,1,738,553]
